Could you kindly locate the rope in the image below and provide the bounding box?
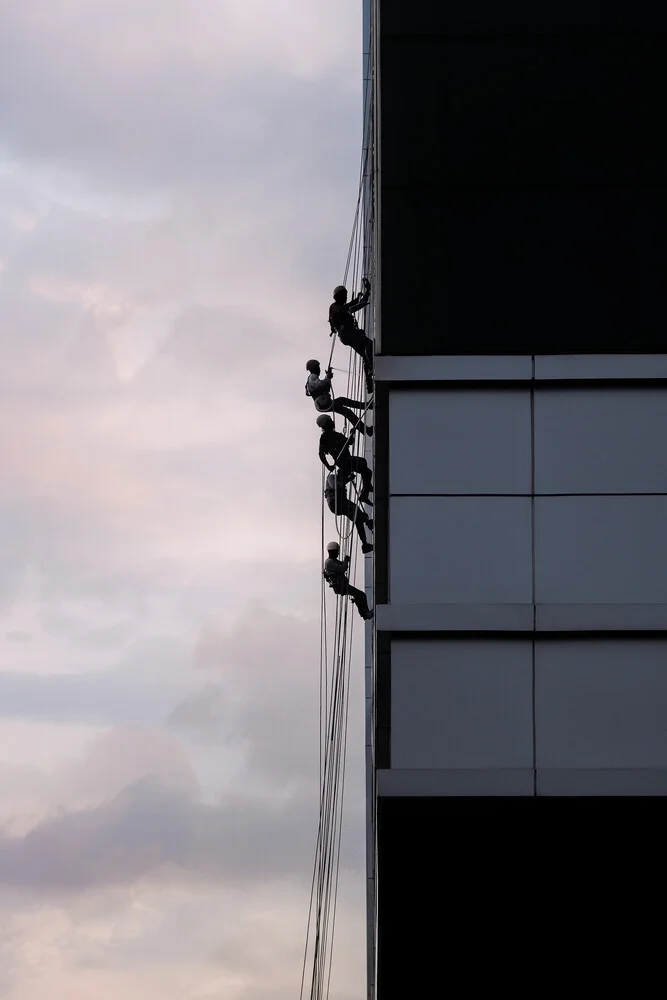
[303,356,370,1000]
[308,570,352,998]
[326,332,337,374]
[298,468,330,999]
[301,46,375,998]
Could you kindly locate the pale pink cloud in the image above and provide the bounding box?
[0,0,366,996]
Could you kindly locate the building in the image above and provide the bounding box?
[364,2,667,995]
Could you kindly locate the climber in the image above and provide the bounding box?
[305,360,372,438]
[323,541,373,620]
[328,277,374,394]
[316,415,373,504]
[325,469,373,554]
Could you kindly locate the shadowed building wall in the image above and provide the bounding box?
[366,2,667,996]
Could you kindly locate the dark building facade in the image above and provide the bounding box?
[365,3,667,997]
[376,0,666,357]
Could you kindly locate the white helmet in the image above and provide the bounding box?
[327,541,340,554]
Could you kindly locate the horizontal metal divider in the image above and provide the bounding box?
[376,603,667,633]
[388,492,667,497]
[375,354,667,383]
[377,768,667,798]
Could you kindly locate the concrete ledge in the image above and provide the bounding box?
[535,354,667,380]
[377,769,667,797]
[374,355,532,382]
[537,769,667,796]
[377,768,534,797]
[376,603,534,632]
[375,604,667,633]
[536,604,667,631]
[373,354,667,383]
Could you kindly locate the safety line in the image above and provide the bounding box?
[302,52,375,996]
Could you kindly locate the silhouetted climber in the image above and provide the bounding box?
[305,360,372,438]
[323,541,373,620]
[316,415,373,504]
[325,470,373,554]
[329,277,373,394]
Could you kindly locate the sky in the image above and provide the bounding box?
[0,2,367,997]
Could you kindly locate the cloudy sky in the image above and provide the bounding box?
[0,2,367,996]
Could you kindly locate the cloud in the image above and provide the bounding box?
[0,638,195,725]
[180,603,366,794]
[0,1,362,188]
[0,605,365,891]
[0,0,361,617]
[0,775,330,891]
[0,0,367,994]
[0,877,366,1000]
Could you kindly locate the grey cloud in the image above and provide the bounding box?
[74,622,137,649]
[0,4,360,191]
[0,928,18,996]
[0,4,361,406]
[5,631,32,643]
[167,684,228,745]
[151,304,289,380]
[62,724,200,805]
[189,605,324,783]
[0,636,194,726]
[235,991,362,1000]
[0,0,367,992]
[0,601,365,897]
[174,604,366,799]
[0,487,321,645]
[0,773,363,891]
[0,491,160,617]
